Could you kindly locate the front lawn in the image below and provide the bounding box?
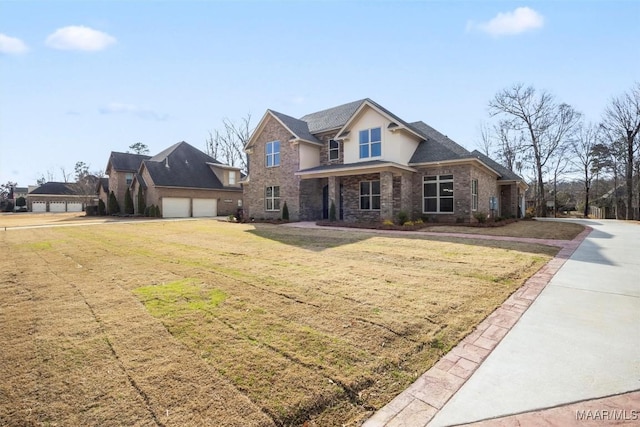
[0,220,558,426]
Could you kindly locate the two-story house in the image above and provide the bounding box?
[104,152,152,212]
[243,98,526,222]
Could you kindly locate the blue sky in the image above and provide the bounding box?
[1,0,638,186]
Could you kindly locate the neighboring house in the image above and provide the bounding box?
[243,98,527,222]
[131,141,243,218]
[28,182,92,213]
[104,152,152,213]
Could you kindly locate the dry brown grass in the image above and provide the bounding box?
[421,219,584,240]
[0,219,559,426]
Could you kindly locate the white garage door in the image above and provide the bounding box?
[192,198,217,217]
[67,202,83,212]
[162,198,190,218]
[32,201,47,212]
[49,201,66,212]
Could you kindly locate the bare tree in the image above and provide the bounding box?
[601,83,640,220]
[547,144,572,217]
[571,123,599,217]
[206,114,252,173]
[59,166,72,183]
[489,83,581,216]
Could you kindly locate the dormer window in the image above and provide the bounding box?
[125,173,133,186]
[328,139,339,161]
[266,140,280,167]
[229,171,236,185]
[359,127,381,159]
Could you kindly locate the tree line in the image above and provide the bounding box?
[481,82,639,219]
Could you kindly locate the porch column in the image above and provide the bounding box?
[400,173,412,214]
[380,171,393,221]
[328,175,338,219]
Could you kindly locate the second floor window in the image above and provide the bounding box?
[359,127,381,159]
[125,173,133,186]
[229,171,236,185]
[329,139,339,161]
[266,140,280,167]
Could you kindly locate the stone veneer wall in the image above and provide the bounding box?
[244,115,301,220]
[299,178,325,220]
[411,164,499,223]
[341,173,382,222]
[317,132,343,167]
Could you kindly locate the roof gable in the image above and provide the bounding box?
[471,150,524,182]
[299,99,366,133]
[408,121,474,163]
[106,152,151,173]
[143,141,226,189]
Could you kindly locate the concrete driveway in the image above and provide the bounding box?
[365,219,640,426]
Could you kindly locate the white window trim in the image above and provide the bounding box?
[423,175,454,214]
[358,127,382,159]
[471,179,478,211]
[359,180,381,211]
[265,185,280,211]
[328,139,339,161]
[266,140,280,168]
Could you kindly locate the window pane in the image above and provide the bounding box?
[440,182,454,197]
[273,153,280,166]
[360,181,370,195]
[371,141,381,157]
[424,176,437,182]
[359,130,369,144]
[441,175,453,180]
[266,186,273,197]
[360,196,370,210]
[372,195,380,210]
[425,198,437,212]
[266,199,273,210]
[371,180,380,195]
[424,182,437,197]
[274,199,280,210]
[360,144,369,158]
[273,186,280,197]
[266,143,272,155]
[371,127,381,142]
[441,198,454,212]
[330,139,338,149]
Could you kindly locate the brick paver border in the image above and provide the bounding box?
[362,226,593,427]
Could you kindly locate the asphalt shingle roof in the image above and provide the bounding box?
[108,152,151,172]
[408,121,474,163]
[471,150,523,181]
[144,141,226,189]
[300,99,366,133]
[30,182,79,195]
[269,110,321,144]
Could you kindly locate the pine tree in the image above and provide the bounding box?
[282,201,289,221]
[136,189,146,215]
[124,188,134,214]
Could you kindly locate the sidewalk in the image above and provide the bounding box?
[360,219,640,426]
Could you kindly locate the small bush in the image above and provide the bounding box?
[108,191,119,215]
[282,201,289,221]
[397,210,409,225]
[329,200,337,222]
[155,205,162,217]
[382,219,394,226]
[227,215,236,222]
[474,211,488,224]
[404,220,415,226]
[414,218,424,225]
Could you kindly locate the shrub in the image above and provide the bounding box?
[16,196,26,208]
[474,211,488,224]
[414,218,424,225]
[227,215,236,222]
[282,201,289,221]
[124,188,134,215]
[155,205,162,218]
[404,220,415,226]
[397,210,409,225]
[382,219,394,226]
[329,200,337,222]
[108,191,120,215]
[525,207,535,219]
[137,189,146,215]
[144,205,151,217]
[98,199,106,216]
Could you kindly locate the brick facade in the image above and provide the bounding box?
[245,115,302,220]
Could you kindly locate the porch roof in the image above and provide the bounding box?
[295,160,416,179]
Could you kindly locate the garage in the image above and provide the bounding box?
[192,198,217,217]
[162,197,190,218]
[32,201,47,212]
[49,201,66,213]
[67,202,83,212]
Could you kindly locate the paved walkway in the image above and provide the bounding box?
[357,219,640,426]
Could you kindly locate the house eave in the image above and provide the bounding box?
[295,162,417,179]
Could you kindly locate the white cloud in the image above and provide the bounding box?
[100,102,168,121]
[470,7,544,37]
[0,34,29,54]
[46,25,116,51]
